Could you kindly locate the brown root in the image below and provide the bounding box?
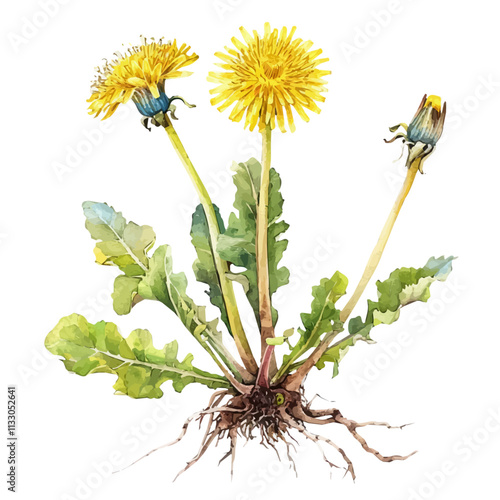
[113,389,230,474]
[332,412,417,463]
[174,427,222,481]
[117,385,416,480]
[280,406,355,480]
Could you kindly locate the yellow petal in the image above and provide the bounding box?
[207,24,329,132]
[425,95,442,112]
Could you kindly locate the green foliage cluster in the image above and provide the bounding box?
[46,160,454,398]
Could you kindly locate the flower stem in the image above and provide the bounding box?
[283,158,422,391]
[339,158,421,323]
[257,124,277,376]
[163,115,258,378]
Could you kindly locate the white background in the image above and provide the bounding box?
[2,0,499,499]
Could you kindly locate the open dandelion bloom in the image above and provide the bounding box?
[88,37,198,120]
[208,23,330,133]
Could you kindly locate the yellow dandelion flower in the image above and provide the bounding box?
[88,37,198,120]
[208,23,330,133]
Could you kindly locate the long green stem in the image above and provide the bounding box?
[339,158,421,322]
[194,331,244,389]
[283,159,422,391]
[257,124,277,376]
[163,116,258,378]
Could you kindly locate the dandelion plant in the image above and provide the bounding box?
[45,25,453,480]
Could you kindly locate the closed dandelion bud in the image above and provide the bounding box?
[386,94,447,173]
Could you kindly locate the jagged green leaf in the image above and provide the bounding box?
[217,158,289,327]
[82,203,241,380]
[83,201,155,275]
[278,272,348,375]
[315,316,375,374]
[316,256,455,377]
[366,255,455,325]
[45,314,230,398]
[138,244,242,380]
[190,204,232,334]
[112,276,142,315]
[83,201,155,314]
